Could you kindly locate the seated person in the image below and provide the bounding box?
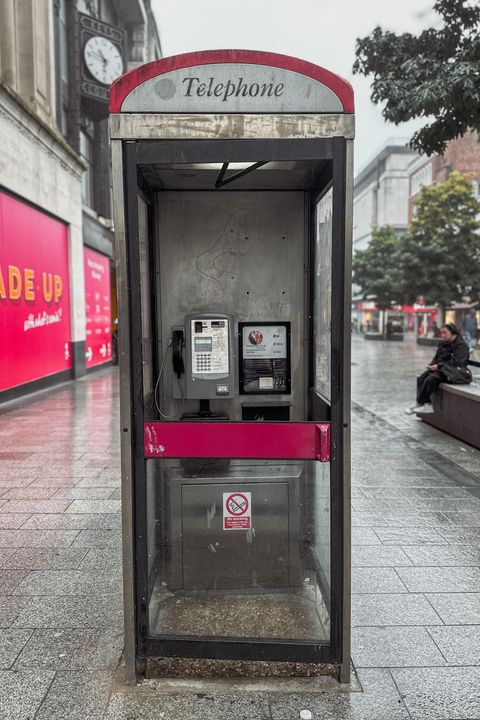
[405,323,472,415]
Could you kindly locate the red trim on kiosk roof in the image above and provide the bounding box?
[109,49,354,113]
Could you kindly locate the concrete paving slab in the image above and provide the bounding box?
[425,593,480,625]
[3,546,88,570]
[34,670,112,720]
[70,528,123,548]
[351,545,412,567]
[373,527,448,545]
[391,666,480,720]
[0,513,31,528]
[351,527,382,545]
[0,569,28,593]
[65,499,121,514]
[13,627,123,671]
[20,512,117,529]
[0,596,30,628]
[51,487,114,499]
[402,544,480,566]
[396,566,480,593]
[0,669,55,720]
[0,628,33,668]
[351,567,407,594]
[0,528,79,547]
[427,625,480,665]
[352,593,443,627]
[12,593,123,629]
[104,691,272,720]
[352,626,447,668]
[14,568,122,596]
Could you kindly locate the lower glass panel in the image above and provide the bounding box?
[146,458,331,643]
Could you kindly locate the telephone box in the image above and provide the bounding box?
[110,50,353,683]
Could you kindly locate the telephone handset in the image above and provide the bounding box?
[171,330,185,378]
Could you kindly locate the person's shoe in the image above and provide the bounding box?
[414,404,434,414]
[404,405,417,415]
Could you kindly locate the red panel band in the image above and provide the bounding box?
[144,422,330,462]
[110,49,354,113]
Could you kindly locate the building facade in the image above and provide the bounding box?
[0,0,161,400]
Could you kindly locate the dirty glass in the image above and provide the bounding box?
[313,187,332,402]
[146,457,331,643]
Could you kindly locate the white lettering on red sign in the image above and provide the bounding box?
[223,491,251,530]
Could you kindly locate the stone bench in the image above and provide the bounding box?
[418,376,480,449]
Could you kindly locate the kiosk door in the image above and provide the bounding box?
[142,422,332,657]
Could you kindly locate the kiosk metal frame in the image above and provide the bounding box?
[110,50,354,683]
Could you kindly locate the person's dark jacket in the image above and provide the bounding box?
[431,335,472,384]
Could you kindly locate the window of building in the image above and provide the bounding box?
[80,130,94,207]
[411,163,433,197]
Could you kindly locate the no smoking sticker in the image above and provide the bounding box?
[223,491,251,530]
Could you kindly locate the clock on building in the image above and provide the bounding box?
[79,13,125,105]
[84,36,123,86]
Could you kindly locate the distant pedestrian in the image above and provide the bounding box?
[405,323,472,415]
[461,308,478,350]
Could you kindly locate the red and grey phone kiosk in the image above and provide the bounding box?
[110,50,353,683]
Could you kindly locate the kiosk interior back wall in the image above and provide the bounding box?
[155,190,307,421]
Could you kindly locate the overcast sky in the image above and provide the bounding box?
[151,0,436,172]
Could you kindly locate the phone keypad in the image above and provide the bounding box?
[196,354,211,373]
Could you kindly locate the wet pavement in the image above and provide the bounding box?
[0,336,478,719]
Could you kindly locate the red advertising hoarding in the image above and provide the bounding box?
[84,247,112,368]
[0,192,71,392]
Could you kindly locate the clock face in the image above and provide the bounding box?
[84,36,123,85]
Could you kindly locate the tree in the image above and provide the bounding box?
[352,226,405,326]
[353,0,480,156]
[400,172,480,309]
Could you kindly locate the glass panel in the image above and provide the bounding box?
[146,457,331,643]
[313,188,332,402]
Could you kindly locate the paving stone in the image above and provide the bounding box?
[351,512,387,527]
[352,593,443,627]
[0,628,33,668]
[71,529,123,548]
[412,487,474,499]
[0,669,55,720]
[78,547,122,571]
[351,567,407,594]
[1,499,72,514]
[351,527,382,545]
[65,499,121,514]
[28,476,79,487]
[76,476,120,488]
[51,487,113,499]
[0,528,78,547]
[13,627,123,671]
[438,526,480,544]
[268,668,409,720]
[3,546,88,570]
[0,514,31,529]
[380,511,450,527]
[396,566,480,593]
[352,626,446,668]
[0,569,28,593]
[1,487,56,499]
[392,666,480,720]
[373,527,448,545]
[427,625,480,664]
[441,511,480,525]
[0,547,18,566]
[20,513,110,530]
[35,670,112,720]
[351,545,412,567]
[14,569,122,596]
[0,596,30,628]
[12,594,123,629]
[402,544,480,566]
[413,497,480,511]
[425,593,480,625]
[104,691,272,720]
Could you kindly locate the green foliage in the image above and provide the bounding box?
[352,226,404,309]
[400,171,480,306]
[353,0,480,155]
